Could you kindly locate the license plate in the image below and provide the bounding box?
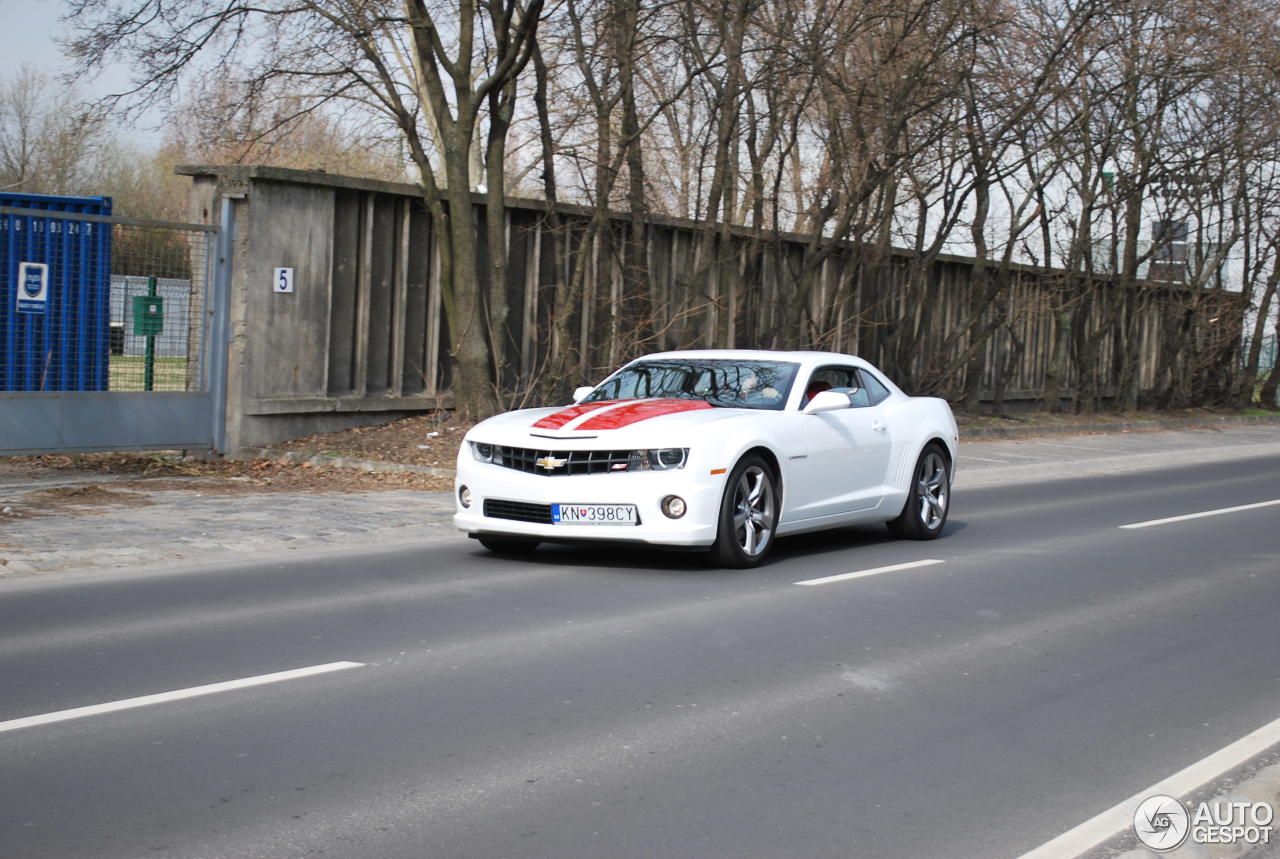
[552,503,639,525]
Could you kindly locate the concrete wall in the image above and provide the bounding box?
[186,169,449,453]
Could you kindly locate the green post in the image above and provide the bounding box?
[144,276,157,391]
[131,285,164,391]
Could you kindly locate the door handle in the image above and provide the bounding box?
[872,421,887,433]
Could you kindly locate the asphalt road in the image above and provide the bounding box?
[2,453,1279,858]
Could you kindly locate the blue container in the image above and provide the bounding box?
[0,193,113,391]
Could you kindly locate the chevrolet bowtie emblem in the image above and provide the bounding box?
[535,455,567,470]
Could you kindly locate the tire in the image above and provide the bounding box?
[477,536,541,555]
[709,454,779,568]
[886,444,950,540]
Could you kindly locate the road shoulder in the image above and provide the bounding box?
[1,422,1276,578]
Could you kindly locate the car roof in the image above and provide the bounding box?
[610,349,905,402]
[630,349,870,370]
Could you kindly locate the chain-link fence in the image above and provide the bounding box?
[1,206,212,393]
[108,224,211,391]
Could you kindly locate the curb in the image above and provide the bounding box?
[959,413,1280,440]
[957,439,1280,490]
[237,415,1280,477]
[235,447,456,479]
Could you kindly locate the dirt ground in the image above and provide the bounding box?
[0,413,467,503]
[272,411,464,472]
[1,406,1272,505]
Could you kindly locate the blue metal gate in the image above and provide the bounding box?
[0,197,230,455]
[0,193,114,392]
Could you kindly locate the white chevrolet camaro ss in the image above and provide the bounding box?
[454,350,958,567]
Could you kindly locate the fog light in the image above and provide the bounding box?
[661,495,686,519]
[459,485,472,508]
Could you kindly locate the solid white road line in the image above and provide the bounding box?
[1020,711,1280,858]
[0,661,365,734]
[794,559,944,587]
[1119,498,1280,530]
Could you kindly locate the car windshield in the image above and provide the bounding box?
[583,359,800,411]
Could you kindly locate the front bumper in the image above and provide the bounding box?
[454,459,724,547]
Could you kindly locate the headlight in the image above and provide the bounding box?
[471,442,495,463]
[650,448,687,469]
[626,448,688,470]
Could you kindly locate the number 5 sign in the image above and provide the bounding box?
[273,267,295,293]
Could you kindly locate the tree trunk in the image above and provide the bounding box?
[1042,299,1073,413]
[1238,259,1280,406]
[531,41,574,402]
[485,71,518,404]
[1257,311,1280,408]
[444,146,497,419]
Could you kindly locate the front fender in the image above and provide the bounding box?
[688,414,805,512]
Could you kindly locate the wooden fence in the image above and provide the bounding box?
[182,165,1244,448]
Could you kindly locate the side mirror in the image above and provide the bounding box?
[802,390,852,415]
[572,385,595,403]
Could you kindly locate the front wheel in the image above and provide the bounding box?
[886,445,950,540]
[477,536,541,555]
[709,455,779,568]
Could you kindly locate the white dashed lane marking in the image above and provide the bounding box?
[1119,499,1280,530]
[794,559,945,587]
[0,661,365,734]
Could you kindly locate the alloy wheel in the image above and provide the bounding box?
[916,451,949,531]
[733,465,776,556]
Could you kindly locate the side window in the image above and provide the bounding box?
[804,365,859,405]
[856,369,891,406]
[803,365,890,408]
[846,383,871,408]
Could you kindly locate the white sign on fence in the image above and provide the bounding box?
[16,262,49,314]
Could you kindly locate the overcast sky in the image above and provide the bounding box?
[1,1,167,146]
[1,2,89,82]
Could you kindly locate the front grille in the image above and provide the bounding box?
[496,446,635,476]
[483,498,554,524]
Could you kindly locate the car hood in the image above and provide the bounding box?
[469,398,760,448]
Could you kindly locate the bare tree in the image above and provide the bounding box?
[0,65,110,195]
[48,0,1280,415]
[62,0,543,418]
[163,76,408,180]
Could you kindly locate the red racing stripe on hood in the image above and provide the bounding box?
[576,398,712,430]
[531,400,628,429]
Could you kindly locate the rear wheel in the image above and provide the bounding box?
[887,444,950,540]
[477,536,541,555]
[709,455,779,568]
